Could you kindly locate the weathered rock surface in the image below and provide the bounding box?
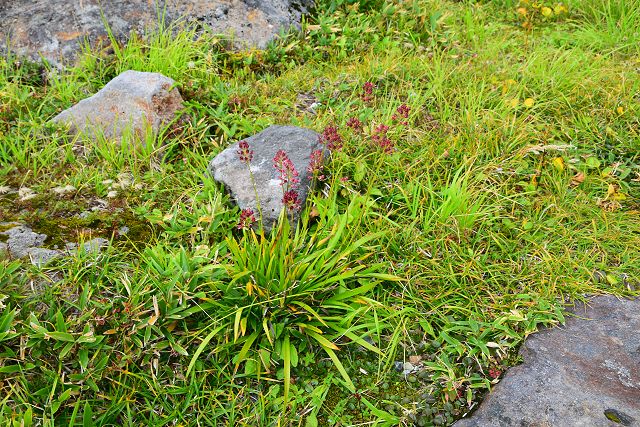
[455,295,640,427]
[208,125,322,232]
[0,0,314,67]
[51,70,183,142]
[0,223,110,266]
[1,223,60,266]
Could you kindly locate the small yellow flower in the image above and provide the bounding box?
[524,98,535,108]
[509,98,520,108]
[517,7,528,16]
[616,106,624,115]
[541,7,553,17]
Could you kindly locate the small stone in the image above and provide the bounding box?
[409,355,422,364]
[79,238,109,254]
[51,70,184,143]
[26,247,60,266]
[18,187,36,201]
[52,184,76,195]
[403,362,415,372]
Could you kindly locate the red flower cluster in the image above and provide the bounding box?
[362,82,375,102]
[237,140,253,164]
[307,149,324,175]
[237,208,256,230]
[320,125,343,151]
[273,150,302,214]
[346,117,364,133]
[488,368,502,379]
[273,150,300,189]
[282,190,301,212]
[392,104,410,125]
[372,123,394,154]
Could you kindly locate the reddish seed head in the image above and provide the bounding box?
[237,141,253,163]
[320,125,343,151]
[346,117,364,133]
[362,82,375,102]
[282,190,301,212]
[392,104,410,125]
[307,149,324,175]
[237,208,256,230]
[320,126,342,151]
[273,150,300,189]
[371,124,394,154]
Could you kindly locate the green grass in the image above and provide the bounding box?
[0,0,639,425]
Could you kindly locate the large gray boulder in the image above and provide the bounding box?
[51,70,183,142]
[455,296,640,427]
[0,0,314,67]
[208,125,323,232]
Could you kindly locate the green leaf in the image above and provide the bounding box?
[45,332,75,342]
[290,343,299,368]
[354,162,366,183]
[283,334,291,403]
[305,414,319,427]
[82,402,93,427]
[323,346,355,392]
[235,332,259,372]
[185,324,225,378]
[585,156,601,169]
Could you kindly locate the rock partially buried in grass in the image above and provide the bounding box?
[1,223,111,266]
[208,125,323,233]
[1,223,60,266]
[51,70,183,143]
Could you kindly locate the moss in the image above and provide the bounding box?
[0,191,153,249]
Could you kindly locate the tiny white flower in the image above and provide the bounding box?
[0,186,11,194]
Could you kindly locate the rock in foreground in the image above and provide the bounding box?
[455,295,640,427]
[0,0,314,67]
[208,125,323,232]
[51,70,183,142]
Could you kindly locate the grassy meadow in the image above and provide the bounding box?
[0,0,639,425]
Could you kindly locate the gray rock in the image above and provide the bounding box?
[79,238,109,254]
[2,224,48,258]
[208,125,323,233]
[25,247,61,266]
[455,296,640,427]
[1,224,61,266]
[51,70,183,142]
[0,0,314,67]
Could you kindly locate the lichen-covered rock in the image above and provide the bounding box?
[1,224,60,266]
[454,295,640,427]
[208,125,323,232]
[51,70,183,142]
[0,0,314,67]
